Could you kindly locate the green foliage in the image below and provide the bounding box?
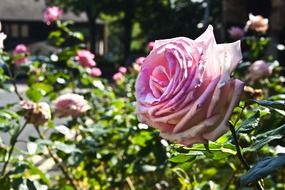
[0,2,285,189]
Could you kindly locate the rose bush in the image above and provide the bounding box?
[136,25,244,145]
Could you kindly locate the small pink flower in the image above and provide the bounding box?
[246,60,273,82]
[90,67,102,77]
[43,6,63,25]
[54,93,90,118]
[245,13,269,33]
[228,26,244,40]
[146,41,154,51]
[118,66,127,74]
[13,44,29,65]
[135,57,145,65]
[75,50,96,67]
[0,22,7,50]
[113,72,125,82]
[132,63,141,72]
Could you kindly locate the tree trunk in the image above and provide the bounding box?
[123,0,134,62]
[86,8,97,53]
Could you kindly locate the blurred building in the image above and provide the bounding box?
[0,0,106,56]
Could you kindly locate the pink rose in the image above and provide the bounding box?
[146,41,155,51]
[75,50,96,67]
[43,6,63,25]
[245,13,269,33]
[54,93,90,118]
[113,72,125,82]
[135,25,244,145]
[0,22,6,50]
[246,60,273,82]
[119,66,127,74]
[228,26,244,40]
[90,67,102,77]
[13,44,29,65]
[135,57,145,65]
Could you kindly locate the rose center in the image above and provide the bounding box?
[149,65,170,98]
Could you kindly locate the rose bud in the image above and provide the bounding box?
[20,100,51,126]
[113,72,125,83]
[43,6,63,25]
[132,57,145,72]
[89,67,102,77]
[245,13,269,33]
[75,50,96,68]
[118,66,127,74]
[135,25,244,146]
[135,57,145,65]
[13,44,29,65]
[246,60,273,83]
[53,93,90,118]
[132,63,141,72]
[146,41,155,51]
[0,22,6,50]
[228,26,244,40]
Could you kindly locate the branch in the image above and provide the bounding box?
[35,127,78,190]
[1,120,28,176]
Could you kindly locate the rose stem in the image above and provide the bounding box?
[1,120,28,176]
[35,127,78,190]
[4,62,23,101]
[229,103,263,190]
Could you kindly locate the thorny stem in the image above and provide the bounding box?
[35,127,78,190]
[229,104,263,190]
[1,120,28,176]
[229,122,250,170]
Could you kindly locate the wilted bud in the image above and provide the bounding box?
[53,93,90,118]
[20,100,51,126]
[242,86,264,100]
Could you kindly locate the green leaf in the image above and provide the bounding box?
[241,154,285,186]
[26,161,50,185]
[26,88,43,102]
[251,124,285,150]
[169,154,196,163]
[31,83,53,95]
[53,141,81,154]
[71,32,84,41]
[0,176,11,190]
[252,100,285,111]
[236,111,260,134]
